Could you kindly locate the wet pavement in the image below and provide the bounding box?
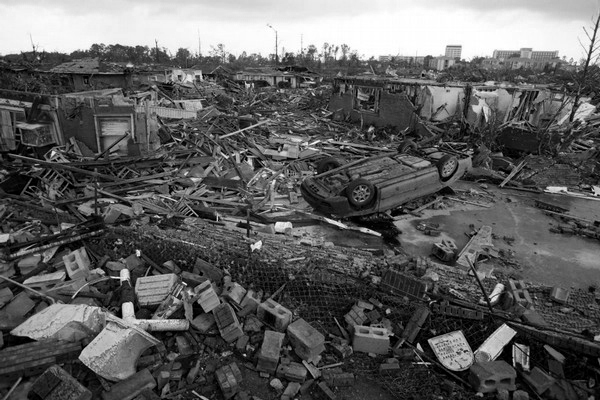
[394,182,600,289]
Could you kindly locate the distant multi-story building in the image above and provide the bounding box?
[429,56,456,71]
[492,48,558,61]
[445,45,462,60]
[378,55,425,65]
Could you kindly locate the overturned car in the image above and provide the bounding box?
[300,148,472,217]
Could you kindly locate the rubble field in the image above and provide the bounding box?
[0,75,599,400]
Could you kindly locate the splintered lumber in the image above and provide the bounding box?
[499,158,528,188]
[0,340,83,378]
[9,154,122,182]
[218,120,270,139]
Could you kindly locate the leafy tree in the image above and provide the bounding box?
[175,48,191,67]
[210,44,229,64]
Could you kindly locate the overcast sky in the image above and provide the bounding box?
[0,0,598,61]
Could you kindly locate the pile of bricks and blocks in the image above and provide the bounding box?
[1,222,599,400]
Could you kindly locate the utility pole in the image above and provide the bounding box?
[267,24,278,65]
[198,29,202,58]
[155,39,160,63]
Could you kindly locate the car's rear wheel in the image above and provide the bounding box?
[316,157,342,174]
[438,155,459,181]
[347,179,375,207]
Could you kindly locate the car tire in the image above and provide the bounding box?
[347,179,376,207]
[316,157,342,174]
[398,139,418,154]
[438,155,459,181]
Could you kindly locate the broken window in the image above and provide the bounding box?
[354,87,381,113]
[83,76,90,85]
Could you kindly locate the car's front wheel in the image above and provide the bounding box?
[347,179,375,207]
[438,155,459,181]
[316,157,342,174]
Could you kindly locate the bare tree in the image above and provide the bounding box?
[569,13,600,122]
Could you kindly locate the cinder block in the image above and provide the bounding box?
[23,271,66,292]
[215,363,243,400]
[522,367,555,395]
[134,274,179,306]
[550,287,570,304]
[222,282,247,305]
[213,303,243,343]
[468,360,516,393]
[62,247,91,280]
[282,382,301,399]
[276,361,307,382]
[101,368,156,400]
[257,299,292,331]
[31,364,91,400]
[287,318,325,364]
[257,330,285,374]
[240,289,262,312]
[352,325,389,355]
[194,280,220,312]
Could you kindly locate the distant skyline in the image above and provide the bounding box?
[0,0,598,62]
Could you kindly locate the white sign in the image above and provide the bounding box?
[428,330,474,371]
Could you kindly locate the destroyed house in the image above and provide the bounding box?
[233,68,315,89]
[44,58,133,92]
[330,76,582,152]
[0,88,162,156]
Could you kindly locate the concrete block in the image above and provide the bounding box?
[3,291,36,319]
[11,303,104,342]
[550,287,571,304]
[522,367,555,395]
[213,303,243,343]
[287,318,325,364]
[216,362,243,400]
[79,318,160,381]
[257,330,285,374]
[276,361,307,382]
[468,361,516,393]
[194,280,220,312]
[31,364,92,400]
[134,274,179,306]
[521,309,548,327]
[257,299,292,331]
[223,282,247,305]
[62,247,91,280]
[240,289,262,312]
[330,342,353,359]
[23,271,66,292]
[352,325,389,355]
[282,382,301,398]
[101,368,156,400]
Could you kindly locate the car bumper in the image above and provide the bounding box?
[300,179,354,216]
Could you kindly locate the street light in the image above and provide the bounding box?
[266,23,278,65]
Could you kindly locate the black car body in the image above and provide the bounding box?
[300,149,471,217]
